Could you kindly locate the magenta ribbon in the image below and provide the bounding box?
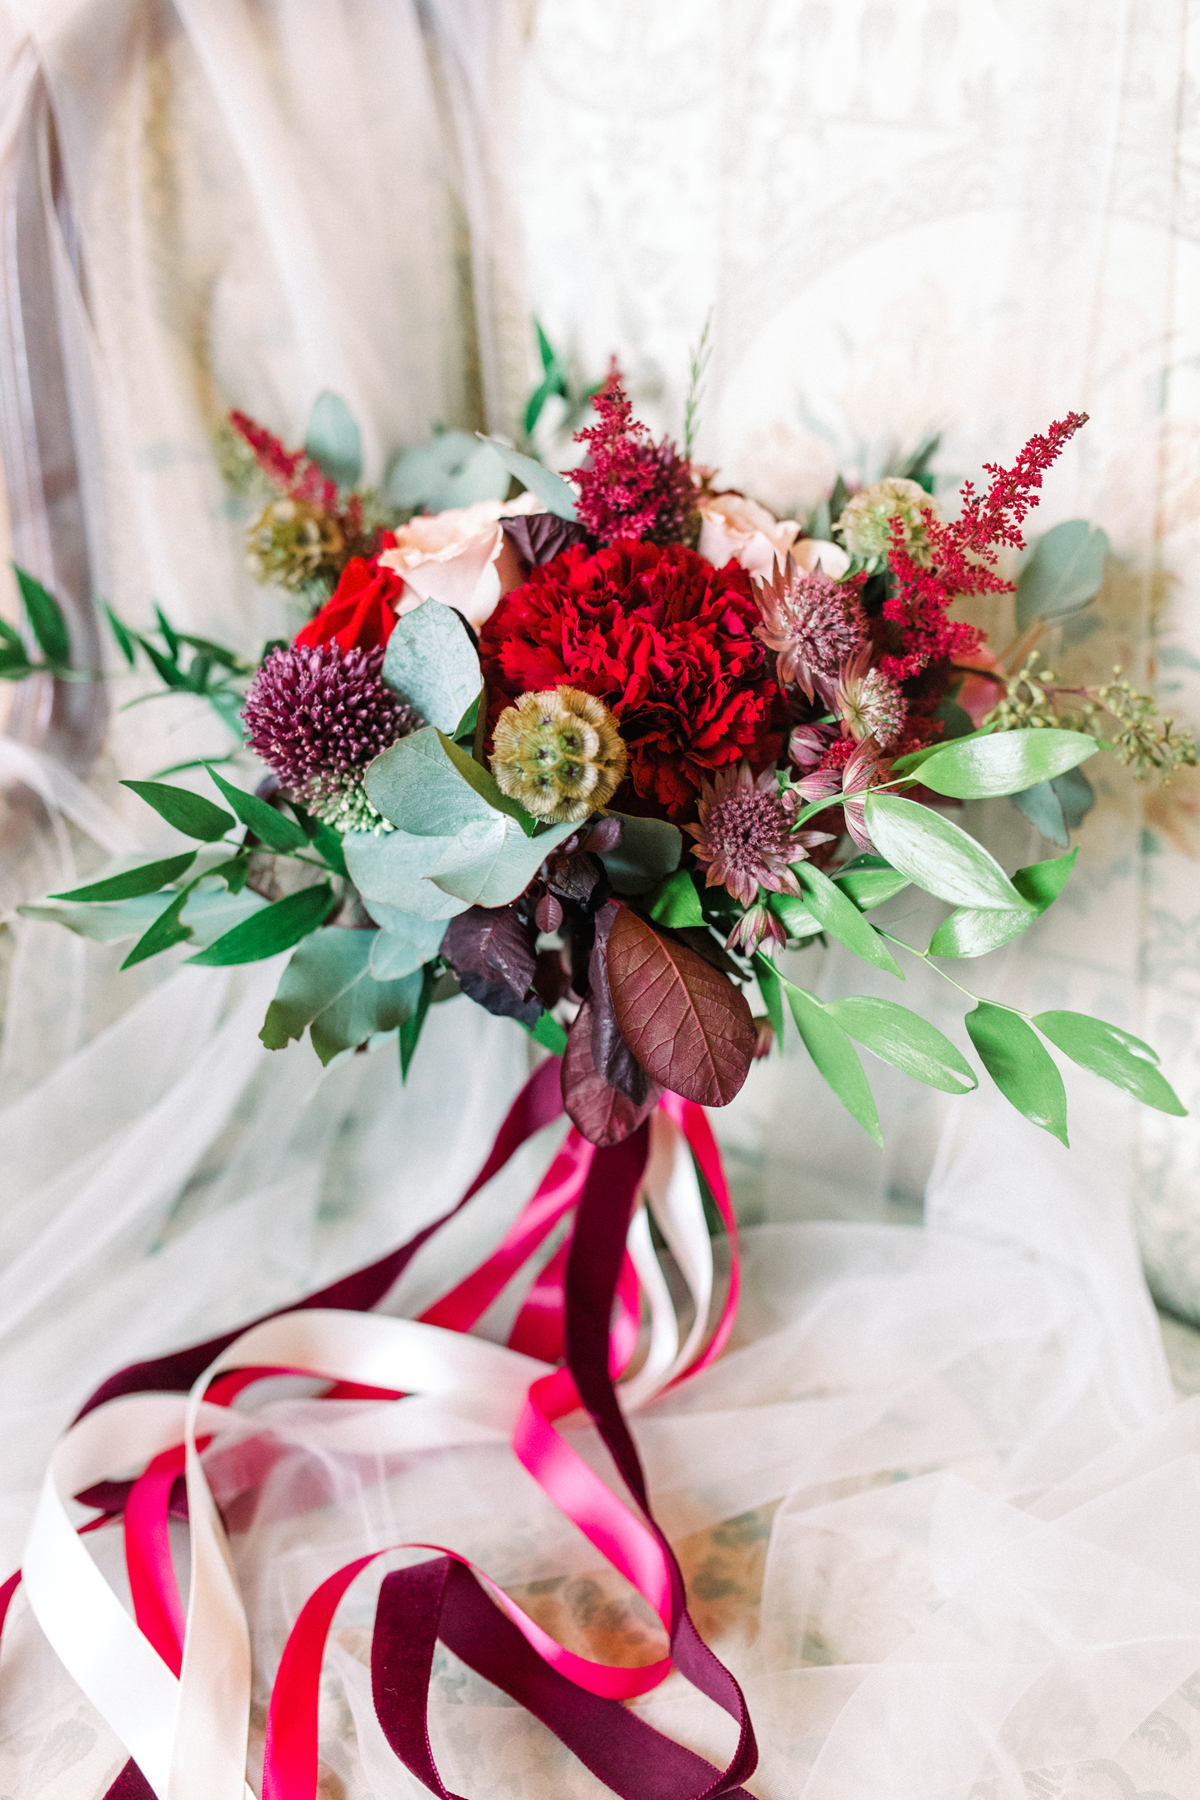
[3,1060,756,1800]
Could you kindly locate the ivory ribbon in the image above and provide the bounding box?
[4,1070,749,1800]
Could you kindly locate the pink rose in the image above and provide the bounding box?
[378,493,541,629]
[790,537,850,579]
[697,492,800,578]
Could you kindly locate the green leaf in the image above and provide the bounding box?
[345,827,472,924]
[915,728,1097,800]
[399,965,437,1081]
[795,863,903,977]
[929,847,1077,959]
[1010,766,1096,846]
[380,602,481,735]
[207,688,247,737]
[1016,520,1108,631]
[823,995,977,1094]
[120,888,195,968]
[311,822,348,877]
[153,604,180,660]
[476,435,579,521]
[51,852,198,902]
[429,814,578,908]
[20,891,176,942]
[833,858,910,912]
[365,726,498,838]
[260,926,423,1063]
[780,979,882,1146]
[753,954,786,1049]
[105,604,138,668]
[122,779,234,842]
[645,868,705,929]
[14,565,70,666]
[594,813,683,895]
[304,390,362,489]
[205,766,309,852]
[0,652,35,679]
[768,891,821,939]
[386,432,510,511]
[965,1001,1068,1144]
[890,725,993,776]
[1033,1010,1187,1116]
[439,733,540,833]
[523,1011,569,1056]
[370,914,447,980]
[0,616,23,652]
[187,882,334,965]
[864,793,1031,911]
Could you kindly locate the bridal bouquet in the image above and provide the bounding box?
[24,368,1189,1142]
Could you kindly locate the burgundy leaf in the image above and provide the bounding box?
[585,815,623,855]
[503,514,590,568]
[562,995,662,1147]
[442,905,540,1026]
[533,946,571,1010]
[670,926,742,977]
[607,906,757,1107]
[589,902,653,1105]
[545,850,603,906]
[535,892,564,934]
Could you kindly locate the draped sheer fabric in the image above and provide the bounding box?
[3,2,1200,1796]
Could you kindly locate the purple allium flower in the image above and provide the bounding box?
[754,555,866,700]
[683,761,829,910]
[242,642,417,831]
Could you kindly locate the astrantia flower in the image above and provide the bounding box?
[242,643,417,832]
[480,541,786,819]
[570,365,697,546]
[755,555,866,700]
[795,738,886,854]
[683,763,810,907]
[491,687,627,824]
[836,477,941,568]
[728,902,788,957]
[833,647,907,748]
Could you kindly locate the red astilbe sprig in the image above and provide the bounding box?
[879,412,1088,683]
[230,408,341,513]
[570,362,697,546]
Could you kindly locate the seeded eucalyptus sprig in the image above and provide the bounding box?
[984,650,1198,783]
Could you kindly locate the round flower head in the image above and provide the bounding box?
[836,477,941,568]
[491,686,627,824]
[833,646,907,749]
[684,762,829,909]
[754,554,866,700]
[246,497,345,592]
[242,642,417,832]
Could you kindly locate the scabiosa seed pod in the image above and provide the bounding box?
[755,554,866,700]
[836,477,941,568]
[246,497,345,592]
[490,686,627,824]
[242,642,418,832]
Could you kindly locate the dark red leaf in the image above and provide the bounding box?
[441,905,540,1026]
[503,514,590,568]
[545,850,603,906]
[585,815,623,855]
[562,995,662,1147]
[589,902,653,1104]
[533,947,571,1010]
[607,906,756,1107]
[535,892,564,934]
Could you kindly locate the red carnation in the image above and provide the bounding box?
[480,541,786,820]
[294,539,405,655]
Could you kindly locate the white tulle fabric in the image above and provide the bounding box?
[3,1,1200,1796]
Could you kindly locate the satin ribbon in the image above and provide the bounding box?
[3,1065,750,1800]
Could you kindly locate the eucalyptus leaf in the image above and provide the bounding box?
[823,996,977,1094]
[1010,765,1095,846]
[206,766,309,852]
[1033,1010,1187,1116]
[645,868,705,930]
[51,852,198,903]
[121,779,234,843]
[429,814,577,908]
[965,1001,1069,1144]
[304,390,362,489]
[864,793,1030,911]
[915,728,1096,800]
[780,979,882,1146]
[380,603,481,735]
[795,863,903,977]
[14,564,70,666]
[1015,520,1108,631]
[929,847,1077,959]
[365,726,497,838]
[186,881,334,965]
[595,813,682,894]
[345,827,472,923]
[261,926,423,1064]
[370,914,447,980]
[476,435,580,521]
[386,432,510,512]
